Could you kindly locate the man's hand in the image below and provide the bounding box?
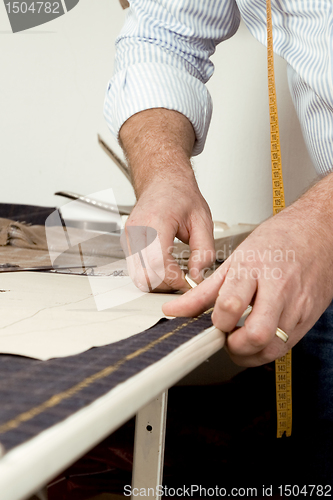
[123,179,215,292]
[119,108,215,292]
[163,174,333,366]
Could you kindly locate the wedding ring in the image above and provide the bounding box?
[275,327,289,343]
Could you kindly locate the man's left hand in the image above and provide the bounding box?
[163,180,333,366]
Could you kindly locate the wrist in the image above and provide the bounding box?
[135,161,198,200]
[119,108,196,198]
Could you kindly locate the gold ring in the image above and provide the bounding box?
[275,327,289,343]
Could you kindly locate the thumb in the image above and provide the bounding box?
[187,220,215,283]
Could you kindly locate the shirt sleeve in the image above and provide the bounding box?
[104,0,240,156]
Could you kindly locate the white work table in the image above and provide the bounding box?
[0,272,225,500]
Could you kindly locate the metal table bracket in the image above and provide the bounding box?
[131,391,168,499]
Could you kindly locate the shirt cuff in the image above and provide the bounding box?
[103,62,213,156]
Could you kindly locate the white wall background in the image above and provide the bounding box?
[0,0,317,225]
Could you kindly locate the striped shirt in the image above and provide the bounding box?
[104,0,333,175]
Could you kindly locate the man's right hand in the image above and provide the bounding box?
[119,108,215,292]
[123,177,215,292]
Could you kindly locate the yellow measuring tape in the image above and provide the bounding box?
[266,0,292,438]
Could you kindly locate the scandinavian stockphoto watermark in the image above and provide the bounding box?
[45,188,165,311]
[173,245,296,283]
[3,0,80,33]
[222,246,296,282]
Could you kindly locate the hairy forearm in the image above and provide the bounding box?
[118,108,215,290]
[119,108,196,197]
[284,171,333,246]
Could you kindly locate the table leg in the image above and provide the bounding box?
[131,391,168,500]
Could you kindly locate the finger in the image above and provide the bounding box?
[187,219,215,283]
[226,308,309,367]
[121,224,189,292]
[226,280,284,356]
[155,229,191,292]
[162,264,229,317]
[211,266,257,332]
[224,341,289,367]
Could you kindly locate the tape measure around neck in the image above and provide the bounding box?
[266,0,292,438]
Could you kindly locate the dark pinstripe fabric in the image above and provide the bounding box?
[0,312,213,453]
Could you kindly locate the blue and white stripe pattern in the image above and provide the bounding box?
[104,0,333,175]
